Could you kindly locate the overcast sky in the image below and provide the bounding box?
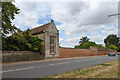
[12,0,118,48]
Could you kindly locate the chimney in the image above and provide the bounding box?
[51,19,54,23]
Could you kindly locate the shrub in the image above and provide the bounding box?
[2,29,44,53]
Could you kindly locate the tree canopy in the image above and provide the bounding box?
[75,36,105,49]
[75,41,98,49]
[2,29,44,53]
[2,2,20,36]
[104,34,119,47]
[79,36,90,46]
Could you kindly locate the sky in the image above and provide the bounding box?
[12,0,118,48]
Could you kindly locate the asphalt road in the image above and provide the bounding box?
[2,55,118,78]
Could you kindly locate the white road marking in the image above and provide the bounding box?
[49,62,70,66]
[2,67,34,73]
[15,67,34,71]
[58,62,70,64]
[49,64,55,66]
[2,70,16,73]
[2,62,70,73]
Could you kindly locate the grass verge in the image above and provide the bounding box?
[47,60,119,78]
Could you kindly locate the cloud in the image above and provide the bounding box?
[12,2,51,30]
[12,1,118,47]
[59,38,64,42]
[101,26,118,35]
[51,2,117,36]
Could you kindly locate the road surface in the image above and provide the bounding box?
[2,55,118,78]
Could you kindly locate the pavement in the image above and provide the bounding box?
[1,55,118,78]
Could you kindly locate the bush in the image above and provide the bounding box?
[109,45,118,50]
[2,29,44,53]
[75,41,98,49]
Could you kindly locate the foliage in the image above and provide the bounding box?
[105,42,118,50]
[75,36,105,49]
[29,36,44,52]
[74,45,82,48]
[81,41,98,49]
[75,41,99,49]
[75,34,119,50]
[79,36,90,46]
[104,34,119,47]
[118,43,120,52]
[2,2,20,36]
[2,35,28,51]
[109,45,118,50]
[96,44,106,48]
[2,29,44,53]
[104,34,119,50]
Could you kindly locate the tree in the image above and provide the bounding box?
[2,33,29,51]
[29,36,44,53]
[75,36,105,49]
[81,41,97,49]
[118,43,120,52]
[2,2,20,36]
[97,44,105,48]
[104,34,119,47]
[105,41,118,50]
[79,36,90,46]
[109,45,118,50]
[2,29,44,53]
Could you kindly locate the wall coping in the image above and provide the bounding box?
[60,47,90,50]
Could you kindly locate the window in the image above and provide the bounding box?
[50,36,55,54]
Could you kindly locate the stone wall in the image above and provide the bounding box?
[59,47,117,58]
[2,51,44,63]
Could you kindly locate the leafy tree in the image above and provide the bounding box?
[2,29,44,53]
[29,36,44,53]
[74,45,82,48]
[109,45,118,50]
[23,28,31,40]
[75,36,105,49]
[96,44,105,48]
[81,41,97,49]
[2,2,20,36]
[104,34,119,47]
[118,43,120,52]
[79,36,90,46]
[105,41,118,50]
[2,33,29,51]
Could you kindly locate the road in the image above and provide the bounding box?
[2,55,118,78]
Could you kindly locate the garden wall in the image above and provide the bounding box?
[2,51,44,63]
[59,47,117,58]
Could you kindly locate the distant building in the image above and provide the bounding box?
[18,20,59,58]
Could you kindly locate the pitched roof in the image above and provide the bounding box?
[17,20,55,35]
[31,23,50,35]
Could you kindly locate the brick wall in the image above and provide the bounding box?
[59,47,117,58]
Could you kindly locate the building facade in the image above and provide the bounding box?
[19,20,59,58]
[32,20,59,58]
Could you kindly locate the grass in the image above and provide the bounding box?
[47,60,119,78]
[99,63,111,66]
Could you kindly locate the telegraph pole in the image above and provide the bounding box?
[108,13,120,17]
[108,13,120,49]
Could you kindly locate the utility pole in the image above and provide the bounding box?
[108,13,120,17]
[108,13,120,50]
